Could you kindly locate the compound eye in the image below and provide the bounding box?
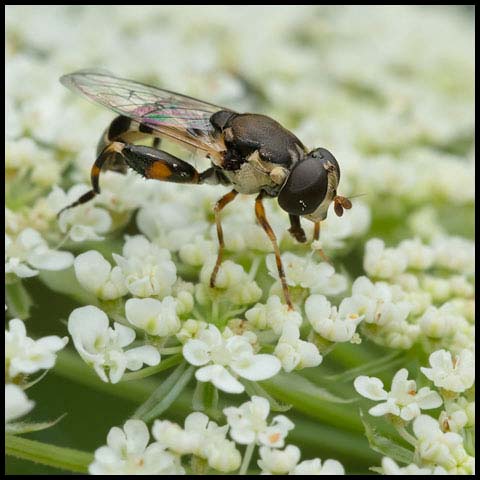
[277,154,329,215]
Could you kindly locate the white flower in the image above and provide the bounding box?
[267,252,347,296]
[363,238,407,279]
[5,318,68,379]
[152,412,241,472]
[183,412,238,470]
[113,235,177,298]
[5,228,73,278]
[5,384,35,423]
[178,236,216,266]
[49,185,112,242]
[68,305,160,383]
[354,369,442,421]
[74,251,127,300]
[379,319,421,350]
[439,409,468,433]
[397,238,435,270]
[419,303,465,339]
[198,258,262,306]
[432,235,475,275]
[274,322,322,372]
[381,457,447,475]
[291,458,345,475]
[176,319,208,344]
[258,445,301,474]
[245,295,302,334]
[421,349,474,393]
[449,275,474,298]
[440,397,475,432]
[125,296,180,337]
[421,275,452,303]
[305,294,364,343]
[224,396,294,447]
[350,277,412,326]
[89,419,184,475]
[95,170,147,213]
[413,414,474,474]
[182,325,281,393]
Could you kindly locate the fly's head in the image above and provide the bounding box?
[277,147,351,222]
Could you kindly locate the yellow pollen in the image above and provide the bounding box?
[407,389,416,396]
[269,432,281,444]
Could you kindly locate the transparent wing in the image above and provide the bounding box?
[60,69,231,155]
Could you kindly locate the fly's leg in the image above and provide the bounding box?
[313,221,332,264]
[58,141,229,217]
[57,141,125,218]
[255,191,293,310]
[210,190,238,288]
[58,115,161,217]
[288,214,306,243]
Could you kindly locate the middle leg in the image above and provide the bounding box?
[255,191,293,310]
[210,190,238,288]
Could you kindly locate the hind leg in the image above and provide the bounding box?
[58,141,229,217]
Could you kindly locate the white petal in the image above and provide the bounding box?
[183,339,210,366]
[125,297,162,332]
[399,403,420,421]
[321,459,346,475]
[369,401,399,417]
[305,294,332,323]
[231,354,281,381]
[112,322,136,348]
[196,365,244,393]
[106,425,127,452]
[413,414,440,439]
[390,368,409,392]
[5,384,35,422]
[28,249,74,271]
[230,426,256,445]
[125,346,161,371]
[74,251,111,294]
[123,419,150,455]
[107,350,128,384]
[415,388,443,409]
[68,305,109,353]
[353,376,388,400]
[184,412,209,433]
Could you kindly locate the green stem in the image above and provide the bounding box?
[393,424,417,447]
[239,442,255,475]
[132,363,195,422]
[120,353,183,382]
[5,435,93,473]
[158,346,183,355]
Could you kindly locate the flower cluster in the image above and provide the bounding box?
[5,4,474,476]
[354,358,475,474]
[90,397,345,475]
[5,317,68,428]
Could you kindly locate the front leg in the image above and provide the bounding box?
[288,214,307,243]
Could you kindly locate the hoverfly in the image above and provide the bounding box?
[59,70,352,310]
